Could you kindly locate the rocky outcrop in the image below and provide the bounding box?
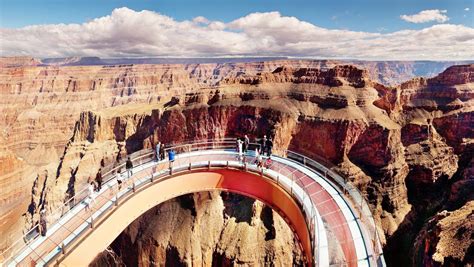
[90,192,303,266]
[0,61,472,266]
[412,201,474,266]
[0,56,41,68]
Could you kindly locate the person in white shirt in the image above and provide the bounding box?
[238,139,243,156]
[116,169,123,190]
[86,181,96,211]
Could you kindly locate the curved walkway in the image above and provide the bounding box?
[1,141,385,267]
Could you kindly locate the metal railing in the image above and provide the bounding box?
[0,138,383,267]
[283,150,385,266]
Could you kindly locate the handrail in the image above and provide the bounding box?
[0,139,237,264]
[283,149,384,264]
[0,138,383,266]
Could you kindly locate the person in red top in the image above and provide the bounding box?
[265,156,273,169]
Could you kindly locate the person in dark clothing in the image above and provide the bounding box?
[243,135,249,153]
[160,143,166,160]
[95,168,103,192]
[265,138,273,157]
[126,157,133,178]
[260,135,267,155]
[155,142,161,162]
[39,209,47,236]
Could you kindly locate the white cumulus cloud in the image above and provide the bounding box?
[400,9,449,23]
[465,8,470,11]
[0,7,473,60]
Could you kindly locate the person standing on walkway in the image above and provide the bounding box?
[39,209,47,237]
[168,149,175,169]
[155,142,161,161]
[160,143,166,160]
[265,156,273,169]
[116,169,123,190]
[266,138,273,157]
[126,157,133,178]
[95,168,103,192]
[168,149,176,162]
[86,181,96,211]
[244,135,249,153]
[235,138,240,152]
[237,138,243,160]
[254,147,263,168]
[260,135,267,155]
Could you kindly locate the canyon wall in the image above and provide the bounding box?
[90,192,303,266]
[2,56,471,85]
[0,60,472,266]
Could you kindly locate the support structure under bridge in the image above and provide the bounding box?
[0,139,385,267]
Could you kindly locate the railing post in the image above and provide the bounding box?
[132,182,136,193]
[226,161,229,169]
[61,242,66,255]
[189,162,192,171]
[208,160,211,170]
[115,195,119,207]
[90,216,94,229]
[244,162,247,171]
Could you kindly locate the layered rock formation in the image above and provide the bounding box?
[3,56,471,85]
[412,201,474,266]
[0,60,472,266]
[90,192,303,266]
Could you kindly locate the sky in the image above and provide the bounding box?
[0,0,473,60]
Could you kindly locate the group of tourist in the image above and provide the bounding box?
[236,135,274,169]
[85,136,275,212]
[155,142,176,167]
[86,156,135,211]
[46,136,277,237]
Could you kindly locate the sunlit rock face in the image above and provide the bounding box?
[0,60,472,266]
[90,192,304,266]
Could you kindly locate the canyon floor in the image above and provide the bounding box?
[0,58,472,266]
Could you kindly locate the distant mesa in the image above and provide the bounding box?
[40,56,106,66]
[1,56,472,86]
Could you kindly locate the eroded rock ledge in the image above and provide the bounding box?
[89,192,303,266]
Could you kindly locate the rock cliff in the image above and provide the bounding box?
[90,192,303,266]
[0,60,472,266]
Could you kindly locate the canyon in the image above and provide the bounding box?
[0,58,472,266]
[2,56,472,86]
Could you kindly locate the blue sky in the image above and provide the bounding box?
[1,0,472,31]
[0,0,473,59]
